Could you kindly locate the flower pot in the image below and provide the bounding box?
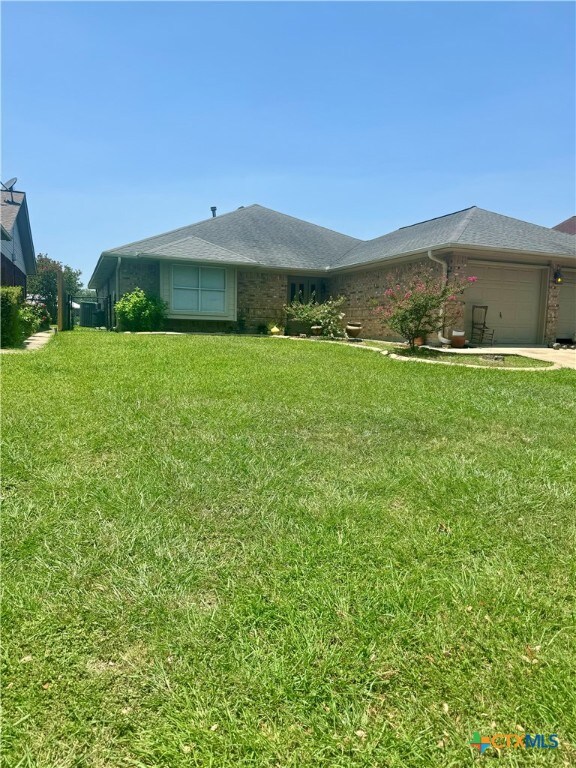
[311,325,323,336]
[269,326,281,336]
[414,336,426,347]
[450,331,466,348]
[346,323,363,339]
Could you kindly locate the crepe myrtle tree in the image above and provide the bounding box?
[373,264,477,350]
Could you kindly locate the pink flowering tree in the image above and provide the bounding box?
[373,264,478,350]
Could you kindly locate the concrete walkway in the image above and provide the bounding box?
[443,346,576,370]
[0,329,55,354]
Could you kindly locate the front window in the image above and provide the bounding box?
[172,266,226,313]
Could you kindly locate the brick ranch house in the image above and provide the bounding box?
[89,204,576,345]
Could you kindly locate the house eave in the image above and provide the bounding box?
[89,238,575,289]
[329,242,576,274]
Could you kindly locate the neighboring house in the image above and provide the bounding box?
[0,189,36,295]
[89,204,576,345]
[553,216,576,235]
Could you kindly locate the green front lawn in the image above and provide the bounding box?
[2,331,575,767]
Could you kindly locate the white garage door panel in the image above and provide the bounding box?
[557,274,576,339]
[464,265,542,345]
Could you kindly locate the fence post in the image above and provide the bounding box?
[57,270,65,331]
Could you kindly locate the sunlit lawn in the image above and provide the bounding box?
[2,330,575,767]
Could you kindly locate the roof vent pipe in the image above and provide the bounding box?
[210,206,217,218]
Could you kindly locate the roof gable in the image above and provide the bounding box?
[0,190,36,274]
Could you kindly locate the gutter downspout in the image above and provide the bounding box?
[427,249,451,345]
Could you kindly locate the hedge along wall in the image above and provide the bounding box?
[0,286,23,348]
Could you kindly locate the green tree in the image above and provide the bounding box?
[27,254,83,320]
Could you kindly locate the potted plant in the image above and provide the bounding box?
[450,330,466,348]
[311,325,323,336]
[345,322,363,339]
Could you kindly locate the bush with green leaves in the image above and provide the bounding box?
[18,304,41,340]
[314,296,347,338]
[26,301,51,331]
[1,286,23,347]
[114,288,167,332]
[284,295,320,325]
[284,294,347,337]
[0,290,51,347]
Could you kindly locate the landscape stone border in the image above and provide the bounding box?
[387,351,561,372]
[274,335,562,371]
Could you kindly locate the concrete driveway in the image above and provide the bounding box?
[455,346,576,369]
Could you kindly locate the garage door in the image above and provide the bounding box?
[463,264,543,345]
[557,271,576,341]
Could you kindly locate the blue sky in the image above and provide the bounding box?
[2,1,575,284]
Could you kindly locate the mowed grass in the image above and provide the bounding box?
[358,341,554,368]
[2,330,575,768]
[390,348,552,368]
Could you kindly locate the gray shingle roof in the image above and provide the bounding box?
[0,190,36,274]
[103,204,360,270]
[90,204,576,288]
[136,233,259,265]
[0,191,26,235]
[333,207,576,268]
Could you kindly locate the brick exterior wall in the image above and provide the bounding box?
[328,257,444,340]
[118,259,160,297]
[163,272,288,333]
[114,263,288,332]
[544,263,560,344]
[237,271,288,327]
[108,256,568,343]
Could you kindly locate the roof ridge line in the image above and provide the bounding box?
[474,206,575,236]
[103,204,260,253]
[251,204,361,242]
[397,206,476,231]
[470,206,576,252]
[453,206,478,243]
[140,232,259,264]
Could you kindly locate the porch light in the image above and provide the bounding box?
[553,269,563,285]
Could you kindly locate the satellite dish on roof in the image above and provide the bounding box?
[1,178,18,203]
